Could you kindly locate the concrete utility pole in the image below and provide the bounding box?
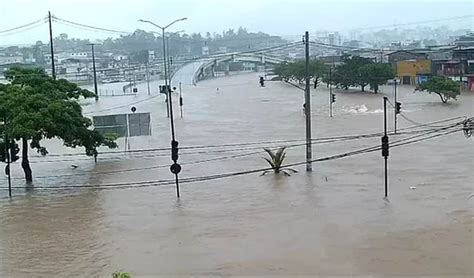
[89,43,99,101]
[48,11,56,79]
[329,67,333,117]
[304,31,312,172]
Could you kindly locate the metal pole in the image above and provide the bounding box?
[146,62,151,96]
[48,11,56,80]
[179,82,183,118]
[7,145,11,198]
[329,67,333,118]
[90,44,99,101]
[304,31,312,172]
[162,29,170,118]
[383,97,388,198]
[166,37,172,87]
[394,80,397,134]
[162,28,180,198]
[3,120,12,198]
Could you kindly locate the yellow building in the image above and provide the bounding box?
[396,59,431,85]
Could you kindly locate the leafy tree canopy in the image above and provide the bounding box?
[0,67,117,182]
[415,76,460,103]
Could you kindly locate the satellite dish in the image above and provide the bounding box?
[131,106,137,113]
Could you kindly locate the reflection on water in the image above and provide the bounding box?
[0,73,473,276]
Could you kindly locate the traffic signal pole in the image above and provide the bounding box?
[304,31,312,172]
[382,97,389,198]
[394,80,398,134]
[3,119,12,197]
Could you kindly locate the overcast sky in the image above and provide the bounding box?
[0,0,473,45]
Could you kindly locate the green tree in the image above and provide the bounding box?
[0,67,117,183]
[332,64,355,90]
[332,55,374,91]
[415,76,461,103]
[310,60,329,88]
[359,63,395,93]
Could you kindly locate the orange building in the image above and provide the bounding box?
[396,59,432,85]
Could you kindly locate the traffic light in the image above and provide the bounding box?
[10,142,19,162]
[331,93,336,103]
[0,142,5,162]
[395,102,401,114]
[0,140,19,163]
[171,140,179,162]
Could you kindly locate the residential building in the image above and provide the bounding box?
[388,50,427,65]
[452,48,474,91]
[396,59,431,85]
[0,55,24,65]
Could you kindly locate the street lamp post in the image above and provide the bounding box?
[139,17,187,198]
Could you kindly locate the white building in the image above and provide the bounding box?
[0,56,24,65]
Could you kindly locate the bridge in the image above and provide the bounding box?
[171,53,288,86]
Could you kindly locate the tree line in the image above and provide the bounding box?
[10,27,286,66]
[274,54,395,93]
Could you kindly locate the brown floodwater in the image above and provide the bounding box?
[0,73,473,277]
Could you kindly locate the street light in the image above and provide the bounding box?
[139,17,187,199]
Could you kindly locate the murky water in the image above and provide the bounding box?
[0,73,473,276]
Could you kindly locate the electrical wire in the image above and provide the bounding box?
[3,123,462,184]
[82,94,163,115]
[0,127,462,190]
[51,16,130,35]
[0,18,46,34]
[24,117,468,160]
[0,20,47,37]
[350,15,474,31]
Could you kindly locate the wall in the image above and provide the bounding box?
[397,60,432,85]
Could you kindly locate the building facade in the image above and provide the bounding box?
[396,59,432,85]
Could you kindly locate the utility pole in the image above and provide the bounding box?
[48,11,56,79]
[89,43,99,101]
[3,119,12,198]
[179,82,183,118]
[146,62,151,96]
[382,97,389,198]
[329,67,333,117]
[304,31,312,172]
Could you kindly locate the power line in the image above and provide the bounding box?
[4,123,464,184]
[24,117,468,160]
[351,15,474,31]
[83,94,163,115]
[3,124,461,191]
[51,15,131,35]
[0,18,46,34]
[0,20,47,37]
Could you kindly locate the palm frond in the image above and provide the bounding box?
[263,157,276,169]
[264,148,276,160]
[275,146,286,161]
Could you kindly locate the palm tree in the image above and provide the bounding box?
[261,146,298,176]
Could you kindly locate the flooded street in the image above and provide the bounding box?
[0,73,473,276]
